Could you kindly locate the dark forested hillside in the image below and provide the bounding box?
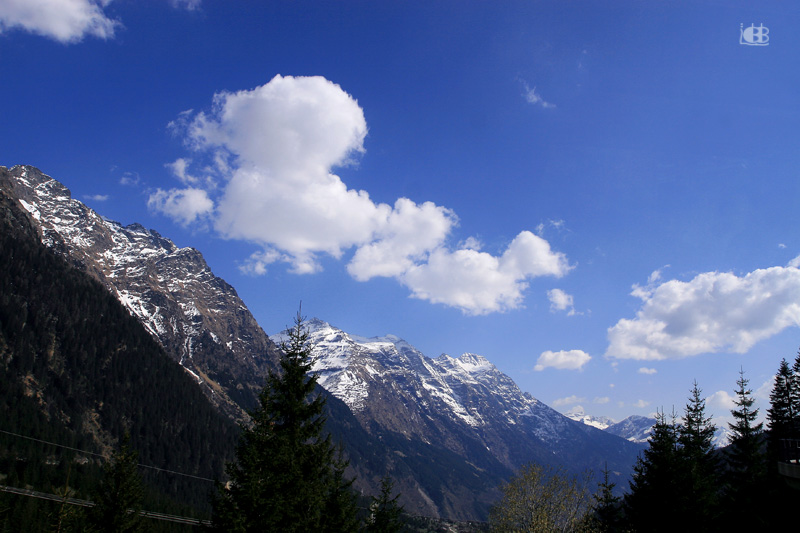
[0,190,240,530]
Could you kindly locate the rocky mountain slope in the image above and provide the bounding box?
[0,165,279,420]
[274,319,645,481]
[1,164,646,520]
[604,415,655,444]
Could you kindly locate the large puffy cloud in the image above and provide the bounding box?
[402,232,571,314]
[0,0,119,43]
[606,264,800,360]
[155,75,571,313]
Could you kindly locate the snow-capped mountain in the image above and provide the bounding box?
[2,164,646,519]
[0,165,280,419]
[565,406,615,430]
[273,319,645,476]
[604,415,656,444]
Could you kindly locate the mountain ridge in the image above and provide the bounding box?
[1,164,645,520]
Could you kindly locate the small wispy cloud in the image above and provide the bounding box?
[534,349,591,371]
[521,81,556,109]
[548,288,578,316]
[638,367,657,375]
[119,172,141,187]
[553,395,585,407]
[171,0,202,10]
[83,194,109,202]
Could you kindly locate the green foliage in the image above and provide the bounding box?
[589,465,622,533]
[489,463,594,533]
[768,357,799,445]
[87,436,144,533]
[0,189,237,530]
[211,312,360,532]
[720,368,769,530]
[626,382,720,531]
[365,475,404,533]
[676,381,719,527]
[624,409,680,532]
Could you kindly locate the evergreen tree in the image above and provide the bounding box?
[675,381,719,529]
[624,409,680,533]
[87,436,144,533]
[320,454,361,533]
[365,475,404,533]
[211,312,359,532]
[791,348,800,435]
[721,368,768,530]
[767,358,796,452]
[591,464,622,533]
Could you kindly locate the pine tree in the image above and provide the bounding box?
[365,475,404,533]
[211,311,359,532]
[767,358,796,449]
[591,464,622,533]
[721,368,767,530]
[87,435,144,533]
[676,381,719,529]
[624,409,680,533]
[791,348,800,436]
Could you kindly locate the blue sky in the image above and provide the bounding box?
[2,0,799,426]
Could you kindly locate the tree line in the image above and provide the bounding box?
[489,351,800,532]
[209,312,404,533]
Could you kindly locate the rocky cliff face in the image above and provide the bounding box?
[1,164,645,520]
[274,319,645,479]
[0,165,280,420]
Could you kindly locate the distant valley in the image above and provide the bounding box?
[1,164,646,521]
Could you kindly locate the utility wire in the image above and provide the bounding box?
[0,428,216,482]
[0,484,211,526]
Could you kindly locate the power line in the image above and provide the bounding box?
[0,428,216,482]
[0,484,211,526]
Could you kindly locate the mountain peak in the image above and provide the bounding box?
[1,165,279,421]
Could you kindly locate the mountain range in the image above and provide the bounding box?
[0,164,646,521]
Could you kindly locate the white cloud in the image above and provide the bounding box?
[522,81,556,109]
[147,187,213,226]
[707,390,736,412]
[119,171,140,186]
[534,349,591,371]
[160,74,571,314]
[402,231,571,315]
[755,377,774,401]
[347,199,456,280]
[633,399,650,409]
[638,367,657,375]
[553,395,585,407]
[238,249,289,276]
[0,0,119,43]
[594,396,610,404]
[171,0,201,10]
[83,194,109,202]
[548,288,575,315]
[606,264,800,360]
